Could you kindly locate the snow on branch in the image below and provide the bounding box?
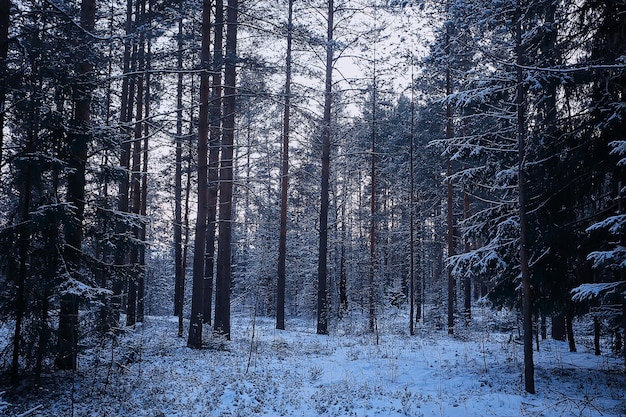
[57,277,112,299]
[610,140,626,166]
[587,246,626,270]
[586,214,626,235]
[571,281,626,302]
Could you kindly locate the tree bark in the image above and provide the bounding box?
[206,0,224,326]
[276,0,293,331]
[463,191,471,325]
[566,306,576,352]
[552,313,566,340]
[369,72,377,333]
[0,0,10,172]
[516,5,535,394]
[409,86,416,334]
[138,3,151,323]
[316,0,333,336]
[445,13,455,335]
[593,316,601,356]
[174,0,185,323]
[187,0,212,348]
[127,0,146,327]
[113,0,136,328]
[214,0,239,340]
[57,0,96,370]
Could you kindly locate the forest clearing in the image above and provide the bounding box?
[2,310,625,417]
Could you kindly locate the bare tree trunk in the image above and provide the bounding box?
[180,116,194,336]
[463,191,471,325]
[206,0,224,326]
[215,0,239,339]
[127,0,146,327]
[0,0,9,172]
[444,9,455,335]
[276,0,293,331]
[57,0,96,370]
[566,305,576,353]
[113,0,136,327]
[187,0,212,348]
[409,79,415,335]
[516,5,535,394]
[369,70,377,333]
[317,0,333,336]
[174,0,185,323]
[138,3,151,323]
[11,138,32,383]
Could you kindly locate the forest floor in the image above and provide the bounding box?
[1,306,625,417]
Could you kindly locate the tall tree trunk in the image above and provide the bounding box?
[339,200,348,317]
[214,0,239,339]
[409,79,415,335]
[552,313,566,340]
[187,0,212,348]
[566,305,576,353]
[127,0,146,327]
[516,5,535,394]
[138,3,151,323]
[0,0,9,172]
[114,0,136,327]
[445,94,455,335]
[444,8,455,335]
[205,0,224,326]
[369,72,377,333]
[317,0,333,336]
[57,0,96,370]
[11,138,33,383]
[174,2,185,323]
[276,0,293,331]
[463,191,471,325]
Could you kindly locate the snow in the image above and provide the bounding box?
[2,309,625,417]
[571,282,626,302]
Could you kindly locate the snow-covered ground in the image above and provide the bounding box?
[2,308,625,417]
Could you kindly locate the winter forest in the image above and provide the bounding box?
[0,0,625,415]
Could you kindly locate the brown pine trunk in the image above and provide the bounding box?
[214,0,239,340]
[187,0,212,348]
[0,0,9,171]
[57,0,96,370]
[369,72,377,333]
[127,0,146,327]
[174,4,184,321]
[409,80,415,334]
[463,191,471,325]
[276,0,293,331]
[138,5,151,323]
[594,316,601,356]
[205,0,224,326]
[445,14,455,335]
[317,0,333,336]
[552,313,566,340]
[113,0,136,327]
[566,307,576,353]
[11,141,32,383]
[516,5,535,394]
